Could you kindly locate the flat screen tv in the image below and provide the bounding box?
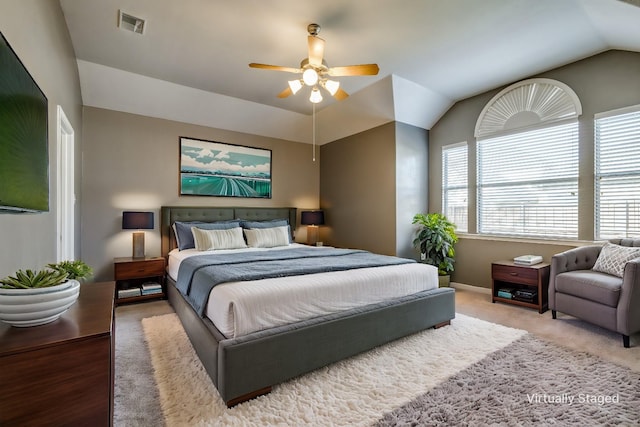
[0,31,48,213]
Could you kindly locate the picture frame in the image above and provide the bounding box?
[179,137,272,199]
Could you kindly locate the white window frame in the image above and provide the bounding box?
[476,120,580,239]
[442,142,468,233]
[595,104,640,240]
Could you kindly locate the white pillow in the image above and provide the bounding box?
[191,227,247,251]
[243,226,290,248]
[592,242,640,278]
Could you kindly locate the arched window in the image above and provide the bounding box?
[475,79,582,238]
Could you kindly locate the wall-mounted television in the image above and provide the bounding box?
[0,31,49,213]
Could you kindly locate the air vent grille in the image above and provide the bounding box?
[118,11,145,35]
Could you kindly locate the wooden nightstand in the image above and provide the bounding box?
[114,256,165,305]
[491,260,550,313]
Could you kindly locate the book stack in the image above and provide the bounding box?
[118,287,141,299]
[497,288,514,299]
[513,255,543,265]
[513,289,537,303]
[141,282,163,296]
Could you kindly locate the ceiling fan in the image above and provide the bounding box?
[249,23,379,104]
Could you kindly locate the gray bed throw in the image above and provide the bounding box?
[176,246,416,316]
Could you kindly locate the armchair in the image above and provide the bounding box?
[549,239,640,348]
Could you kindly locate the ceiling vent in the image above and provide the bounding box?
[118,11,146,35]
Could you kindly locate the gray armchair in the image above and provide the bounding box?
[549,239,640,348]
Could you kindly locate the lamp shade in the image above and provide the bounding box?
[301,210,324,226]
[122,211,154,230]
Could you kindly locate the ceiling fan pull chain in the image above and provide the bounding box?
[312,103,316,162]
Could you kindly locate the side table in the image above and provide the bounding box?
[491,260,550,313]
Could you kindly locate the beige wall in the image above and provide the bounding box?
[320,122,396,254]
[429,50,640,288]
[0,0,83,277]
[320,121,429,258]
[81,107,319,281]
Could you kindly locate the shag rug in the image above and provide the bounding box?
[142,313,527,426]
[375,334,640,426]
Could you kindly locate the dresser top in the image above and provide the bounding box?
[0,281,115,356]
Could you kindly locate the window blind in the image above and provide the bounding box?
[442,142,468,232]
[477,121,579,238]
[595,106,640,239]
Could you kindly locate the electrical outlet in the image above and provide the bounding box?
[420,253,426,261]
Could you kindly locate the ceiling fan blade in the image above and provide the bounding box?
[277,87,293,98]
[249,63,301,74]
[328,64,380,77]
[333,88,349,101]
[307,36,325,67]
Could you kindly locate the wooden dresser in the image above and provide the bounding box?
[0,281,115,426]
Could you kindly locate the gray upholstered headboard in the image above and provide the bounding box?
[160,206,297,258]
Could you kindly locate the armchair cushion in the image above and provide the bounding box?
[555,270,622,308]
[592,242,640,278]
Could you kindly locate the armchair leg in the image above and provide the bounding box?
[552,310,556,319]
[623,335,630,348]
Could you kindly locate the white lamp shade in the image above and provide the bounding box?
[324,79,340,95]
[309,87,323,103]
[288,79,303,94]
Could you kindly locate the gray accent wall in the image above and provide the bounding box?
[429,50,640,289]
[81,107,320,281]
[320,121,428,258]
[0,1,83,277]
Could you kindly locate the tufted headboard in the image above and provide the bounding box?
[160,206,297,258]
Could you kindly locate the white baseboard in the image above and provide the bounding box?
[450,282,492,295]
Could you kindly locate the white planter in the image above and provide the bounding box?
[0,280,80,327]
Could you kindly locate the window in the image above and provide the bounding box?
[595,106,640,239]
[477,122,579,238]
[442,142,468,232]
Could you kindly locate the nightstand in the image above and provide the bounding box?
[491,260,550,313]
[114,256,165,305]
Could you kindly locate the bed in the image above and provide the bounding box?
[161,206,456,407]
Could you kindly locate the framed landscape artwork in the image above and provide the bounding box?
[179,137,272,198]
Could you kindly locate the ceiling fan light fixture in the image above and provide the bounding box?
[288,79,303,95]
[303,68,319,86]
[323,79,340,96]
[309,87,323,103]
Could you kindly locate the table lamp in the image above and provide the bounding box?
[122,211,154,258]
[300,210,324,246]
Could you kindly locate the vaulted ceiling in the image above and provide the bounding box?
[59,0,640,144]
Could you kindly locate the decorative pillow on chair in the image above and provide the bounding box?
[592,242,640,278]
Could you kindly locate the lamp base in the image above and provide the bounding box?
[306,225,319,246]
[132,231,145,258]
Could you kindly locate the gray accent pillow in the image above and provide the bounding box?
[173,220,240,250]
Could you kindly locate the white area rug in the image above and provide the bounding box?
[142,313,526,426]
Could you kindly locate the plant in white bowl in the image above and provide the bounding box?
[0,262,88,327]
[47,260,93,282]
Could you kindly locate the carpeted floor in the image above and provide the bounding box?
[141,312,526,426]
[114,288,640,426]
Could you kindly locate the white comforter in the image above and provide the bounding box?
[168,244,438,338]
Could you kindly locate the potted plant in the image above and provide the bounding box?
[48,260,93,282]
[0,261,89,327]
[412,213,458,287]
